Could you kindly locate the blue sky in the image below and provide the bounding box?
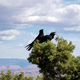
[0,0,80,59]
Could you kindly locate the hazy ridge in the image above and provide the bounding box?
[0,58,32,67]
[0,58,39,78]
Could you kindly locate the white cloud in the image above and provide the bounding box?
[0,30,20,35]
[10,3,80,29]
[0,29,20,41]
[0,0,22,7]
[64,27,75,31]
[0,0,62,7]
[13,15,60,22]
[1,35,15,40]
[64,26,80,31]
[76,26,80,31]
[0,0,80,59]
[0,0,80,33]
[47,17,60,22]
[27,16,40,22]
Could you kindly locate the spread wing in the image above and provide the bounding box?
[25,29,44,51]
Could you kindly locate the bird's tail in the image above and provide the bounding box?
[25,44,32,51]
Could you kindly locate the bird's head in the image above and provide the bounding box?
[50,32,56,38]
[50,32,56,35]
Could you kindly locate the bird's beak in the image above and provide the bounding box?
[54,32,56,35]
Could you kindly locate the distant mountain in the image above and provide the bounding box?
[0,58,39,78]
[0,58,32,68]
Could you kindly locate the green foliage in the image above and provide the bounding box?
[1,71,6,80]
[18,72,25,80]
[13,74,18,80]
[27,76,33,80]
[0,70,34,80]
[0,70,44,80]
[0,36,79,80]
[36,75,43,80]
[6,69,13,80]
[27,36,80,80]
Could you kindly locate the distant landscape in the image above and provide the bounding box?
[0,58,40,78]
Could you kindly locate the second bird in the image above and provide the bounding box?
[25,29,55,51]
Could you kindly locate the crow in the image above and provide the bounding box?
[25,29,44,51]
[42,32,56,42]
[25,29,56,51]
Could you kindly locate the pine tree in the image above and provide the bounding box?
[13,74,19,80]
[36,75,43,80]
[27,36,77,80]
[6,69,12,80]
[27,75,33,80]
[1,71,6,80]
[18,72,25,80]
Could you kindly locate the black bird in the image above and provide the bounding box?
[42,32,56,42]
[25,29,44,51]
[25,29,56,51]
